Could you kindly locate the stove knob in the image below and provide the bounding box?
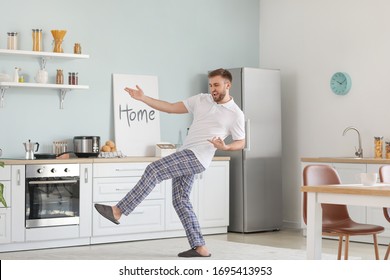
[37,168,44,174]
[64,168,69,173]
[51,168,56,173]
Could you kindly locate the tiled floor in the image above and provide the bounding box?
[226,229,389,260]
[0,228,388,260]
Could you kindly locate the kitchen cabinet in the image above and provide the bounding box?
[79,164,93,238]
[165,178,198,231]
[301,160,390,245]
[0,49,89,109]
[0,165,11,208]
[0,165,27,246]
[0,158,230,251]
[198,161,229,228]
[0,165,11,244]
[164,161,229,232]
[0,208,11,244]
[92,162,165,241]
[11,165,25,243]
[92,160,230,243]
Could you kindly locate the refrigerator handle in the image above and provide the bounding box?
[245,119,251,151]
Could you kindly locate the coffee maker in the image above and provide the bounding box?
[23,140,39,160]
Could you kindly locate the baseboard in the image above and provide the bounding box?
[282,220,301,229]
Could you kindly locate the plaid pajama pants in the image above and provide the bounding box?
[116,149,206,248]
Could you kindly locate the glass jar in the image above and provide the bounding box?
[56,69,64,84]
[374,136,383,159]
[68,72,78,85]
[74,43,81,54]
[386,142,390,159]
[32,29,42,51]
[7,32,18,50]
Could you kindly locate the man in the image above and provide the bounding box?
[95,68,245,257]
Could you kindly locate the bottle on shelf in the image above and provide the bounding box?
[13,67,21,82]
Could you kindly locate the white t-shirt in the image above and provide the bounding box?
[180,93,245,168]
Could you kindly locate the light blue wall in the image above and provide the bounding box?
[0,0,259,158]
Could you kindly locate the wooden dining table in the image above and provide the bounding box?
[301,183,390,259]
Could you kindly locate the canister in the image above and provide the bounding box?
[7,32,18,50]
[56,69,64,84]
[32,29,42,51]
[386,142,390,159]
[374,136,383,159]
[74,43,81,54]
[68,72,78,85]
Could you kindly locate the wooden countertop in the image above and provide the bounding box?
[0,156,230,165]
[301,183,390,196]
[301,157,390,164]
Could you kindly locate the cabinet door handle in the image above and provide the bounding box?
[115,168,144,172]
[132,210,144,215]
[17,169,21,186]
[84,167,88,183]
[115,188,131,192]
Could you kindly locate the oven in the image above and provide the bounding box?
[25,164,80,228]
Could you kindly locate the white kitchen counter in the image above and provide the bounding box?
[0,156,230,165]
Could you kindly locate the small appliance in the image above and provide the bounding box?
[73,136,100,158]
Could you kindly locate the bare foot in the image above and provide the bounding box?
[112,205,122,221]
[195,245,210,257]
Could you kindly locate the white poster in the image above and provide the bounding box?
[112,74,160,156]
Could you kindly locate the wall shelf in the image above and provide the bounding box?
[0,82,89,109]
[0,49,89,109]
[0,49,89,59]
[0,82,89,90]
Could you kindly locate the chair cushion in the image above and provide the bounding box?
[323,219,384,235]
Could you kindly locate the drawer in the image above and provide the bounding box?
[93,177,165,202]
[93,162,149,177]
[92,200,165,236]
[0,165,11,180]
[0,181,10,208]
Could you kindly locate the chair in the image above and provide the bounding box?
[378,165,390,260]
[303,164,384,260]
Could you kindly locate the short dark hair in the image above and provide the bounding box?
[208,68,232,83]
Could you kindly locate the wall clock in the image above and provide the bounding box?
[330,72,351,95]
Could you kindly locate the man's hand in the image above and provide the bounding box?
[124,85,188,114]
[208,137,227,150]
[124,85,144,101]
[208,137,246,151]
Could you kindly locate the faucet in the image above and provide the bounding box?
[342,126,363,158]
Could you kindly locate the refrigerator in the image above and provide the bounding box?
[215,67,282,233]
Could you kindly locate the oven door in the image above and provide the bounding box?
[25,177,80,228]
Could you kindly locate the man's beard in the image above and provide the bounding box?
[212,90,226,103]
